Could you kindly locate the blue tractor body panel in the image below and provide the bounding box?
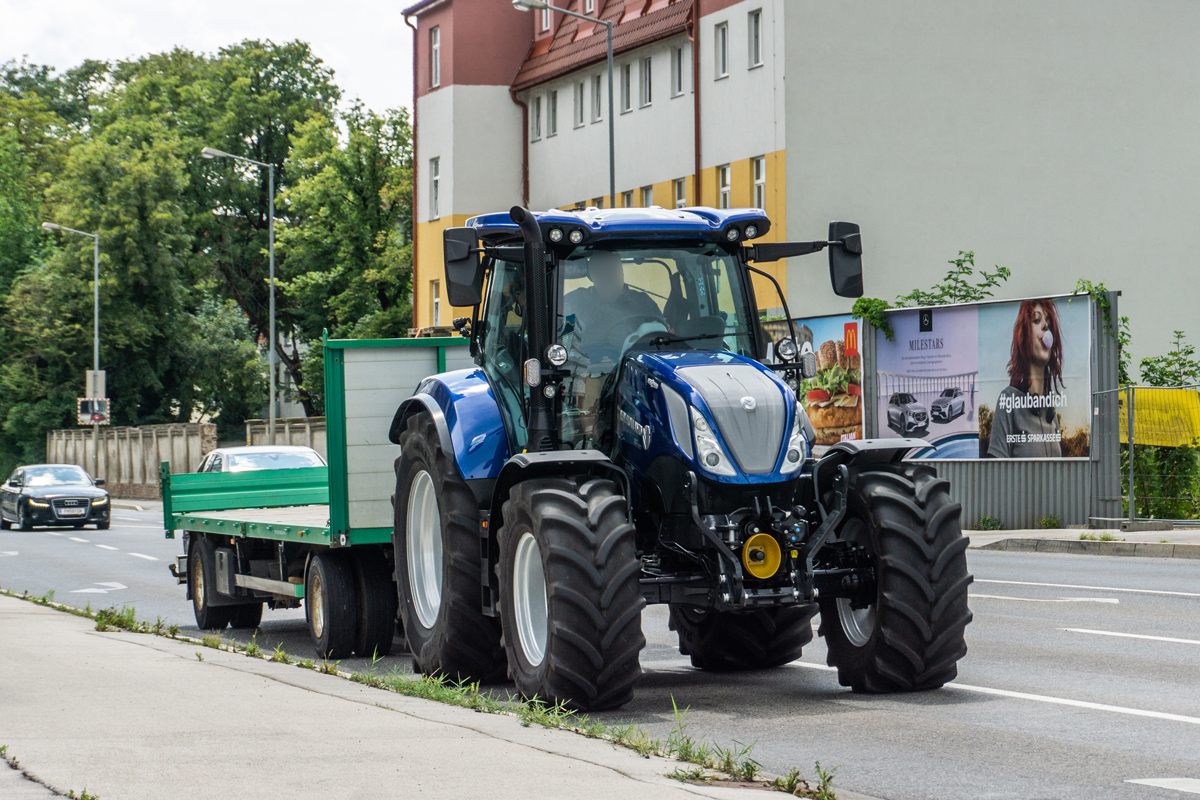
[415,369,510,481]
[466,207,772,242]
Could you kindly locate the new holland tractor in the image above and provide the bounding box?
[389,206,971,711]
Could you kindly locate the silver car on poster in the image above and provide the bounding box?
[887,392,929,434]
[930,387,966,423]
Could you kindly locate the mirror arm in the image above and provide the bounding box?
[746,240,830,263]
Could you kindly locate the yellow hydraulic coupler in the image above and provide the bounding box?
[742,532,782,579]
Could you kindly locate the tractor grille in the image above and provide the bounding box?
[677,364,786,474]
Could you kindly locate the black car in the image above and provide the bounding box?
[0,464,110,531]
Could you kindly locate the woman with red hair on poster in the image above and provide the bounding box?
[987,299,1065,458]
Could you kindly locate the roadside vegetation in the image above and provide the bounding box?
[0,586,839,797]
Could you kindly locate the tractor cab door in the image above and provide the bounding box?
[477,257,529,451]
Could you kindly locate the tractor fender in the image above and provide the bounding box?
[813,437,931,515]
[388,368,511,485]
[487,451,631,536]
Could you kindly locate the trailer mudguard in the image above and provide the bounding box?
[388,368,511,483]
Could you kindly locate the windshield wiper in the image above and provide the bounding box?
[647,331,746,347]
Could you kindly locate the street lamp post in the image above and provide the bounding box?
[41,222,101,477]
[512,0,615,209]
[201,147,278,445]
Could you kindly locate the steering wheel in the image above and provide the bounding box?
[620,320,672,358]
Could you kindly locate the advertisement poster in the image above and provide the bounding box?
[794,314,863,454]
[875,296,1091,459]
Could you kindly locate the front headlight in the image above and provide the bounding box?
[28,499,49,508]
[691,408,736,476]
[92,496,108,506]
[779,403,810,474]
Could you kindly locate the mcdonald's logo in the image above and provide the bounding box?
[844,322,859,357]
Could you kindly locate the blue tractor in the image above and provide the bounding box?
[389,206,971,710]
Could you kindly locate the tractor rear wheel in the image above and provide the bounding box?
[668,604,818,671]
[818,463,972,692]
[498,476,645,711]
[393,412,505,682]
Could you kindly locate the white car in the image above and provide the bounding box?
[197,446,326,473]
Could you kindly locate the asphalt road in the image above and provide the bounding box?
[2,507,1199,800]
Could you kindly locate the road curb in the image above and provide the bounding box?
[979,538,1200,559]
[111,501,146,511]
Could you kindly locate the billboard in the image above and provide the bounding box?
[794,314,864,454]
[875,296,1091,459]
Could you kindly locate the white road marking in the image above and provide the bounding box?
[44,532,63,536]
[95,544,118,551]
[972,594,1119,604]
[0,551,17,557]
[792,662,1200,726]
[128,552,157,561]
[1126,778,1200,794]
[69,537,90,543]
[69,582,126,594]
[976,579,1200,599]
[112,524,162,530]
[1063,628,1200,646]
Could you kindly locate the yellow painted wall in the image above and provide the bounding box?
[414,215,472,329]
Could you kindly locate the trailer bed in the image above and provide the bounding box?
[170,505,331,544]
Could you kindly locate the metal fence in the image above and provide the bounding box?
[1107,384,1200,523]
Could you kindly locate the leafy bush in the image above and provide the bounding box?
[976,516,1002,531]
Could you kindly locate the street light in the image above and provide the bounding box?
[42,221,102,477]
[513,0,615,210]
[201,146,279,445]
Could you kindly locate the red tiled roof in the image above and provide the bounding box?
[512,0,693,92]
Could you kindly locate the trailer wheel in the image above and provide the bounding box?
[229,602,263,629]
[394,412,505,682]
[306,551,356,659]
[668,604,818,671]
[498,476,645,711]
[189,536,232,630]
[818,464,973,692]
[352,548,396,658]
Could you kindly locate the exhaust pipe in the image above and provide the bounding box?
[510,206,556,451]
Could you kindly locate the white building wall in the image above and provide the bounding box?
[699,0,786,169]
[784,0,1200,364]
[522,35,695,210]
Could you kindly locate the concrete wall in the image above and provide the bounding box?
[784,0,1200,365]
[46,424,216,499]
[245,418,327,458]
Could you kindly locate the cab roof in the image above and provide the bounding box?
[466,206,772,246]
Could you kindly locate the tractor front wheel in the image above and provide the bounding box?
[668,604,818,671]
[818,463,973,692]
[498,476,645,711]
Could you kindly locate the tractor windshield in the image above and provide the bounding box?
[557,243,757,449]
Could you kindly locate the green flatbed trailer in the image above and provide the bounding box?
[163,336,469,656]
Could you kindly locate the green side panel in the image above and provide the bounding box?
[162,465,329,514]
[347,526,393,546]
[324,348,351,541]
[323,336,465,350]
[436,345,447,373]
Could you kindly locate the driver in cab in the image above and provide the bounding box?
[562,250,663,365]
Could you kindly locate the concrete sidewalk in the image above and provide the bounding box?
[965,526,1200,558]
[0,595,793,800]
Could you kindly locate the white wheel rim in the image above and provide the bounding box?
[193,557,205,610]
[836,597,875,648]
[513,532,548,667]
[406,470,443,630]
[311,572,326,639]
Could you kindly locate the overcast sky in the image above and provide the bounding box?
[0,0,416,113]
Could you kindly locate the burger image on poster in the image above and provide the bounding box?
[985,299,1067,458]
[799,319,864,447]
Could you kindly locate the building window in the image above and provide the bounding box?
[531,96,542,140]
[639,56,652,107]
[540,7,550,32]
[715,22,729,79]
[674,178,687,208]
[622,190,634,208]
[548,90,558,136]
[430,27,441,88]
[592,74,603,121]
[620,63,632,112]
[574,81,585,127]
[753,156,766,209]
[592,197,605,209]
[718,164,731,208]
[748,10,762,68]
[429,157,440,219]
[585,0,594,11]
[671,47,684,97]
[641,185,653,207]
[432,281,441,326]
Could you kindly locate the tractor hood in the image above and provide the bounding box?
[632,350,794,475]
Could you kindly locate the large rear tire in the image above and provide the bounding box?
[669,604,818,671]
[498,476,645,711]
[190,536,232,631]
[352,548,397,658]
[818,463,972,692]
[393,413,505,682]
[229,602,263,629]
[306,551,356,659]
